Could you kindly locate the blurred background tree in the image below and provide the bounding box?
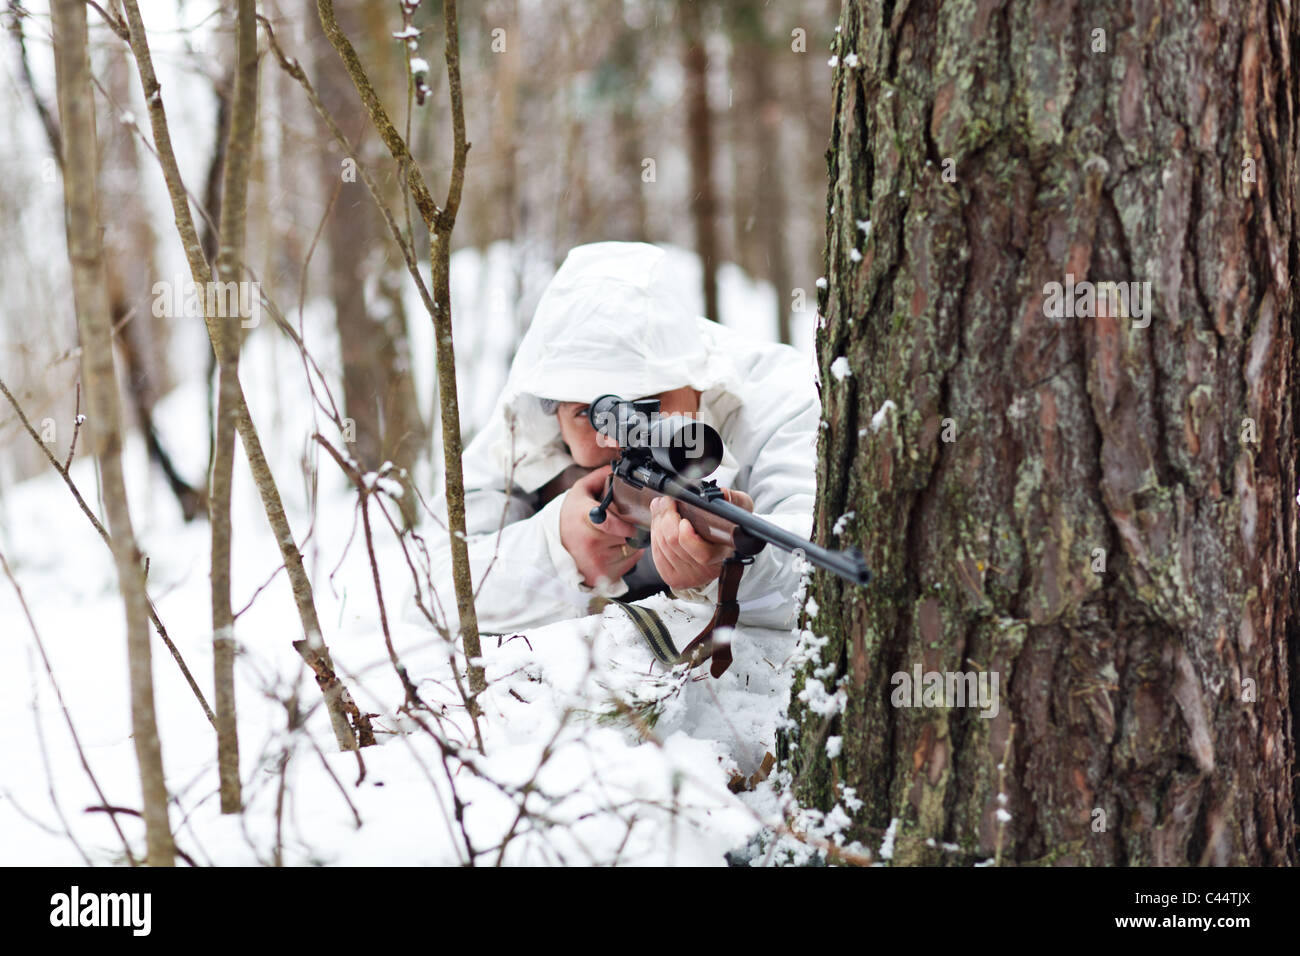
[0,0,838,508]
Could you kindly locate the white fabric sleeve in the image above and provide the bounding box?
[726,390,821,630]
[426,488,627,635]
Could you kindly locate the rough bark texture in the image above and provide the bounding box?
[783,0,1298,866]
[50,0,174,865]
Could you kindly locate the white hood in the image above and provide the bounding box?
[477,242,742,492]
[431,241,821,634]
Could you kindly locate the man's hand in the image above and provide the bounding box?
[649,488,754,591]
[559,465,645,587]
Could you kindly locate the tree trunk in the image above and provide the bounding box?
[50,0,175,865]
[431,0,488,704]
[313,0,381,472]
[681,0,720,323]
[312,0,426,524]
[210,0,259,816]
[784,0,1298,866]
[612,24,649,243]
[742,20,793,346]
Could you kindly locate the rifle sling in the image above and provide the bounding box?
[611,557,745,678]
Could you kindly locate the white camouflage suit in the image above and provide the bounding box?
[429,242,819,634]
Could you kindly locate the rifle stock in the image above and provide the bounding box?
[606,477,764,556]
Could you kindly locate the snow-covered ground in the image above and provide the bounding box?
[0,246,859,866]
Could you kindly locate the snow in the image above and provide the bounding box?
[843,53,859,68]
[830,356,851,381]
[871,399,896,432]
[827,55,839,68]
[409,58,429,75]
[0,243,828,867]
[879,816,899,860]
[795,676,846,718]
[0,5,830,861]
[392,26,421,39]
[832,512,855,536]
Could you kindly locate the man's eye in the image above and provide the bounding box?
[574,406,589,419]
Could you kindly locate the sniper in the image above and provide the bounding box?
[427,241,835,639]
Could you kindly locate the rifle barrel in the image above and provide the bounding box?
[661,476,871,587]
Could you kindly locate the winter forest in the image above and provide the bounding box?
[1,0,1296,881]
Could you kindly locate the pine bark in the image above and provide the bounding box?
[50,0,174,865]
[786,0,1298,866]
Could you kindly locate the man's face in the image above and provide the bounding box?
[556,386,700,467]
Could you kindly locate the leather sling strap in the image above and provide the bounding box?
[611,557,746,678]
[678,557,745,678]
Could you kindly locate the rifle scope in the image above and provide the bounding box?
[587,394,723,479]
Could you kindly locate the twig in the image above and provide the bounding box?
[83,0,128,39]
[1,545,137,864]
[314,0,441,229]
[0,376,216,726]
[62,380,81,470]
[29,657,93,865]
[257,13,437,333]
[118,0,369,752]
[233,562,287,620]
[312,433,486,753]
[307,734,362,829]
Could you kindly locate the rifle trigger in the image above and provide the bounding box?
[589,475,615,524]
